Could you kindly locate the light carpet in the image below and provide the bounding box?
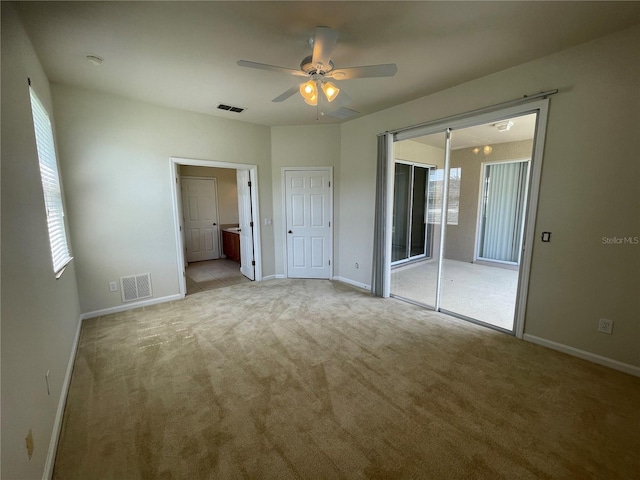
[53,279,640,479]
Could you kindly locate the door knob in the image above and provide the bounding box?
[213,223,217,226]
[288,230,292,234]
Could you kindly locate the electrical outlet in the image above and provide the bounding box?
[598,318,613,335]
[25,429,34,460]
[355,262,359,269]
[109,281,118,292]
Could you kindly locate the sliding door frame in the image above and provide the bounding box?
[384,99,550,338]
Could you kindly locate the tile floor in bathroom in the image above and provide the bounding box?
[185,258,251,295]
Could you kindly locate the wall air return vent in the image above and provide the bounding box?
[217,104,245,113]
[120,273,152,303]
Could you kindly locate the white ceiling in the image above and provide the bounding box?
[14,1,640,127]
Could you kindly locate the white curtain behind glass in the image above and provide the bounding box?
[479,161,529,263]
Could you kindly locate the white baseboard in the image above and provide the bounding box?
[80,294,183,320]
[262,274,286,281]
[523,334,640,377]
[333,276,371,291]
[43,315,83,480]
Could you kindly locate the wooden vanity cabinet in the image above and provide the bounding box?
[222,231,241,263]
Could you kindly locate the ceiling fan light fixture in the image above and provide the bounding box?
[322,82,340,102]
[299,80,317,101]
[304,94,318,106]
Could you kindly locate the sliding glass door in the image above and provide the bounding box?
[477,160,530,264]
[390,133,446,308]
[389,111,541,333]
[392,163,433,264]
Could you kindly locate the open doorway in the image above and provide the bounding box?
[389,109,542,334]
[170,157,262,297]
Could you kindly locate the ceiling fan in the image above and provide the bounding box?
[237,27,397,107]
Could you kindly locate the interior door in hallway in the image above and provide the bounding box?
[285,169,332,279]
[181,177,220,262]
[236,169,255,280]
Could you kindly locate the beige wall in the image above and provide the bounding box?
[270,125,341,277]
[338,25,640,367]
[1,5,82,478]
[446,140,534,262]
[51,85,273,314]
[179,166,239,225]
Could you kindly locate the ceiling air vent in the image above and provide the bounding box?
[217,104,245,113]
[326,107,359,119]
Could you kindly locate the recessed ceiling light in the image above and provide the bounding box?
[85,54,104,66]
[494,120,514,132]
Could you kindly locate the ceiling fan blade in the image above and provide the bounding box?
[329,64,398,80]
[311,27,339,69]
[334,89,352,106]
[237,60,306,77]
[272,85,300,103]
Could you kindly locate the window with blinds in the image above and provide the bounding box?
[29,87,72,276]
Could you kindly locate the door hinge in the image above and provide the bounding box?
[251,260,255,266]
[248,181,252,187]
[328,260,331,265]
[250,221,254,227]
[329,181,331,187]
[329,221,331,227]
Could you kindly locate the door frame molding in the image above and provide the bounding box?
[170,157,263,297]
[281,166,334,279]
[180,176,221,263]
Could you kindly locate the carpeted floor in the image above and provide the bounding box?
[54,279,640,479]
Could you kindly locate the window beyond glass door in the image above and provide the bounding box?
[410,167,429,257]
[392,163,432,264]
[392,163,411,262]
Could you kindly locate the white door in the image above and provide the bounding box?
[236,170,255,280]
[285,169,332,279]
[181,177,220,262]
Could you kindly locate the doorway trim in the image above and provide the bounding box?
[170,157,263,297]
[281,166,334,279]
[383,99,550,338]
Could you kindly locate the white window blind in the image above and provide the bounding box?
[427,167,461,225]
[29,87,72,275]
